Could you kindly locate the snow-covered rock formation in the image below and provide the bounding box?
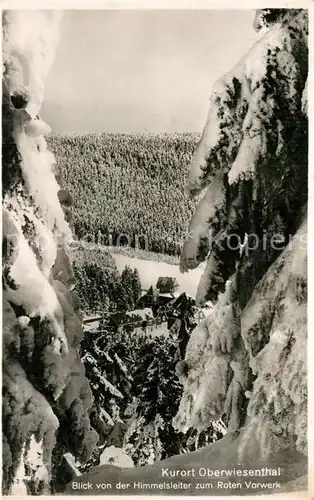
[66,9,308,494]
[2,11,97,495]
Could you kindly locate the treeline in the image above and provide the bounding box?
[69,244,141,315]
[48,133,200,256]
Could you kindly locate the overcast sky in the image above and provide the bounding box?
[42,9,259,133]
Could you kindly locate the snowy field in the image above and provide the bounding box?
[112,252,205,299]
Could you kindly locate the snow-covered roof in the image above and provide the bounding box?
[157,292,180,299]
[126,308,154,320]
[83,320,100,332]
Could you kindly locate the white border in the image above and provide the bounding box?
[0,0,313,10]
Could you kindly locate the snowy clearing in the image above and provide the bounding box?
[112,253,205,299]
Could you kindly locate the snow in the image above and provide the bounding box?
[177,216,307,454]
[174,10,307,455]
[83,321,101,332]
[3,10,63,117]
[174,281,241,431]
[180,173,225,272]
[10,445,28,496]
[147,322,169,338]
[99,408,114,427]
[66,429,307,494]
[3,207,69,354]
[113,253,205,299]
[2,9,72,359]
[4,360,60,494]
[92,367,123,399]
[195,251,225,306]
[99,446,134,468]
[113,353,129,375]
[187,10,307,193]
[103,351,114,363]
[239,217,307,459]
[63,453,82,478]
[24,437,49,484]
[82,352,123,397]
[17,316,30,328]
[24,118,52,138]
[2,11,95,495]
[176,212,307,445]
[176,214,307,456]
[11,120,72,242]
[126,308,154,320]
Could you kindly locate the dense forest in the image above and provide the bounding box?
[48,133,199,256]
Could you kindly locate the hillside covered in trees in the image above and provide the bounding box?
[47,133,199,256]
[69,244,142,315]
